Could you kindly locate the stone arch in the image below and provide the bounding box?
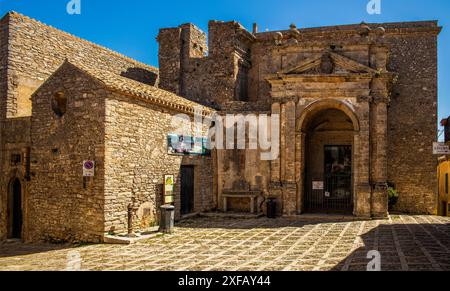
[296,99,361,214]
[297,99,360,133]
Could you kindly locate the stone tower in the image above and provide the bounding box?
[157,21,255,108]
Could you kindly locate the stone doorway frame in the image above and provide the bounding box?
[296,99,361,215]
[7,177,24,239]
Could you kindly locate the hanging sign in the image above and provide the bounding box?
[164,175,175,204]
[83,160,95,177]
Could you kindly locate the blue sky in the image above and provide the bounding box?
[0,0,449,133]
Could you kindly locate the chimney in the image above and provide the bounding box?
[253,23,258,34]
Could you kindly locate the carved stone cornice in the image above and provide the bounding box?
[271,96,299,105]
[372,94,391,105]
[373,182,388,191]
[357,95,373,103]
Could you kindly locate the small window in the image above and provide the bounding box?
[52,92,67,117]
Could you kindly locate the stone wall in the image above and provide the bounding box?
[29,63,107,243]
[0,117,30,240]
[104,93,213,235]
[384,33,439,214]
[158,21,255,108]
[0,15,10,240]
[27,61,214,242]
[1,11,158,119]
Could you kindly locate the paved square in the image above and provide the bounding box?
[0,215,449,271]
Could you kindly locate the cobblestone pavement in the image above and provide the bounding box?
[0,215,449,271]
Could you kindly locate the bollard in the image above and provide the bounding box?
[266,198,277,219]
[159,205,175,234]
[127,204,137,238]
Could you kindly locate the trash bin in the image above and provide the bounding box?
[266,198,277,219]
[159,205,175,234]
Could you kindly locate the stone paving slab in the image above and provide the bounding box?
[0,215,449,271]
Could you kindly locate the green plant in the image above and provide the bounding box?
[388,187,399,209]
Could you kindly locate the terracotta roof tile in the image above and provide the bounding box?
[65,60,213,115]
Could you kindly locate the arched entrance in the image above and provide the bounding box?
[299,101,359,214]
[8,178,23,239]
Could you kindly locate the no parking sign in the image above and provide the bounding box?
[83,160,95,177]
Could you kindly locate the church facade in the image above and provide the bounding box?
[0,11,442,243]
[157,20,441,218]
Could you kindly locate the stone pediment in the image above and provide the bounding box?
[280,51,378,75]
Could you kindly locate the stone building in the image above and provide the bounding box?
[0,12,212,242]
[437,157,450,217]
[437,117,450,217]
[0,11,442,243]
[157,20,441,218]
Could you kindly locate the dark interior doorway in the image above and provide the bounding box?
[305,144,353,214]
[8,178,22,239]
[304,108,355,214]
[442,201,448,217]
[180,166,194,215]
[323,145,353,212]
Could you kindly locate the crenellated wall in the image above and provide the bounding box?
[158,21,255,108]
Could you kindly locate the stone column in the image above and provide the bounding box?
[280,103,287,181]
[270,103,281,183]
[269,102,283,215]
[371,95,389,218]
[285,101,296,182]
[295,131,305,214]
[354,96,372,218]
[283,101,297,216]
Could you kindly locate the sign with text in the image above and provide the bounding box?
[313,181,324,190]
[164,175,175,204]
[83,160,95,177]
[433,142,450,155]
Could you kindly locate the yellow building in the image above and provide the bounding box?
[437,157,450,217]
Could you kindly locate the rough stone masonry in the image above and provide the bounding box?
[0,11,442,243]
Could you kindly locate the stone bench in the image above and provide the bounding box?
[222,191,262,214]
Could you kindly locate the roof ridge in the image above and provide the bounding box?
[63,59,213,115]
[255,20,440,36]
[4,11,158,72]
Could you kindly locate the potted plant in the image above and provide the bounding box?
[388,187,399,211]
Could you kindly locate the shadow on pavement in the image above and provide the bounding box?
[331,222,450,271]
[0,241,76,258]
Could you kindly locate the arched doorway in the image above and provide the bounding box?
[8,178,23,239]
[302,105,358,214]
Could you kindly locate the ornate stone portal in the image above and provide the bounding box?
[266,49,396,218]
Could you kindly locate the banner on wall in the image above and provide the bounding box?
[167,134,211,156]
